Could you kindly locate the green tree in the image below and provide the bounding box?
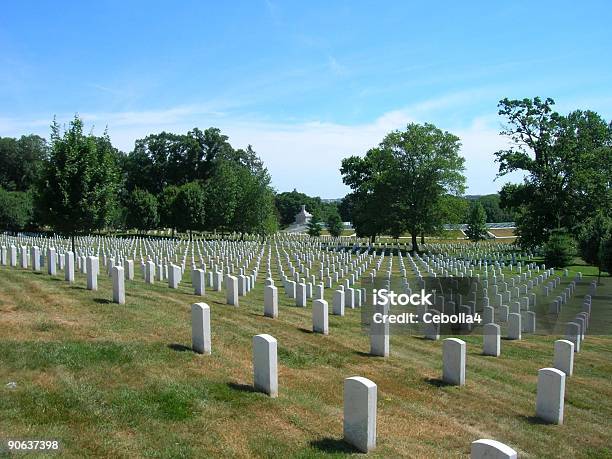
[495,97,612,248]
[0,189,34,232]
[125,188,159,233]
[602,238,612,277]
[232,167,278,236]
[577,212,612,279]
[473,194,516,223]
[338,194,354,222]
[543,231,576,268]
[158,185,180,234]
[341,123,466,251]
[126,128,233,195]
[307,214,322,237]
[275,189,322,227]
[0,135,48,192]
[37,117,120,250]
[326,211,343,237]
[203,161,240,233]
[175,182,206,236]
[465,201,488,242]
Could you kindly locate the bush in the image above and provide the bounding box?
[0,188,34,231]
[326,212,343,237]
[543,231,576,268]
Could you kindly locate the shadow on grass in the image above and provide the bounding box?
[297,327,313,334]
[310,438,358,454]
[167,343,192,352]
[424,377,452,387]
[93,298,112,304]
[354,350,378,357]
[227,382,256,393]
[522,415,551,425]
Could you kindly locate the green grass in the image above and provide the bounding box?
[0,252,610,458]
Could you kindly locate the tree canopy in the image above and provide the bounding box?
[37,117,120,239]
[465,201,488,242]
[495,97,612,248]
[341,122,466,250]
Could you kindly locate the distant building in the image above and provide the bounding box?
[294,205,313,224]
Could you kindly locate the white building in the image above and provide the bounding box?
[294,205,313,224]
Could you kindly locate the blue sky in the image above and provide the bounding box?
[1,1,611,197]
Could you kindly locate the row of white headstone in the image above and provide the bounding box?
[191,301,523,456]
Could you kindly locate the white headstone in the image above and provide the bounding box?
[483,323,500,357]
[553,339,574,376]
[536,367,565,424]
[507,313,521,340]
[226,275,239,306]
[343,376,377,453]
[191,302,211,355]
[112,265,125,304]
[443,338,466,386]
[470,439,517,459]
[333,290,345,316]
[253,334,278,397]
[312,299,329,335]
[31,246,40,271]
[65,251,75,283]
[192,268,205,296]
[264,285,278,318]
[86,256,98,291]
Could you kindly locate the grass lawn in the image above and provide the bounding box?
[488,229,516,238]
[0,256,611,458]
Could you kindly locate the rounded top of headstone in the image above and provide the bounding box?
[344,376,376,389]
[471,439,517,457]
[254,333,277,344]
[444,337,466,345]
[191,302,210,311]
[538,367,566,377]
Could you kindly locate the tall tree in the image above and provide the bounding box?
[326,211,344,237]
[465,201,488,242]
[307,214,322,237]
[37,117,120,250]
[175,182,206,237]
[232,166,278,236]
[125,188,159,233]
[158,185,180,234]
[126,127,234,194]
[577,212,612,280]
[495,97,612,248]
[341,123,466,251]
[203,161,240,233]
[0,135,48,192]
[0,189,34,232]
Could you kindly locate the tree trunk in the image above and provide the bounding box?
[421,233,425,244]
[411,233,419,253]
[598,265,602,285]
[71,234,75,254]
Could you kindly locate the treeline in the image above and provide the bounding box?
[331,97,612,270]
[0,117,277,238]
